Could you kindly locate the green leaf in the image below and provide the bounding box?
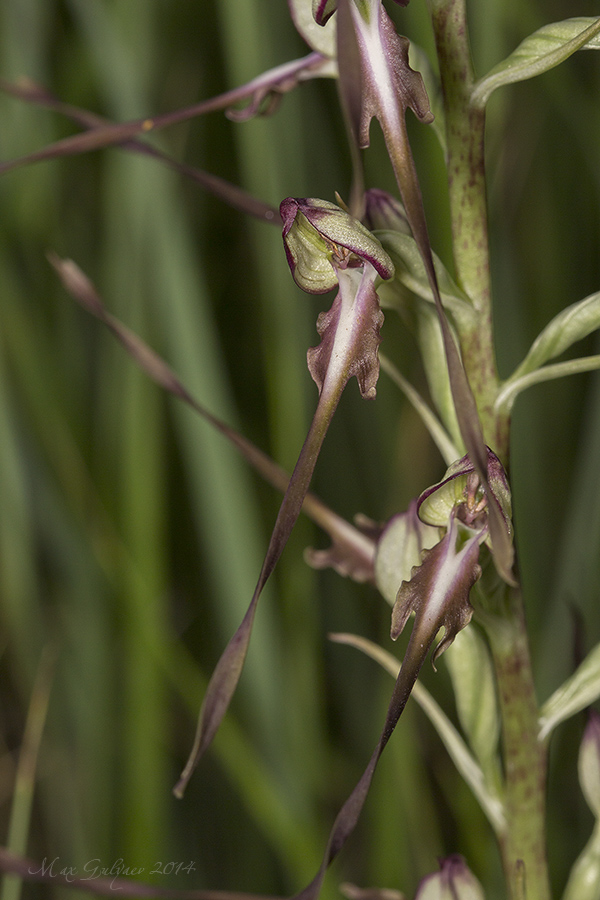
[514,291,600,378]
[496,355,600,416]
[496,291,600,413]
[539,641,600,741]
[472,17,600,109]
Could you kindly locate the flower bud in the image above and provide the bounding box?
[363,188,411,234]
[417,448,512,546]
[415,856,485,900]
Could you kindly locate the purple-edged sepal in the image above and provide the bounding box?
[281,196,394,293]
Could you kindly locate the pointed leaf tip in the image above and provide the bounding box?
[472,16,600,109]
[174,595,259,797]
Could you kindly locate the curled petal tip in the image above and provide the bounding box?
[312,0,337,26]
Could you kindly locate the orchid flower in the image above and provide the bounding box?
[390,447,513,669]
[293,444,512,900]
[174,198,394,797]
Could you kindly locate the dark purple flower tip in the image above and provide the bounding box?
[312,0,338,26]
[280,197,395,294]
[363,189,411,234]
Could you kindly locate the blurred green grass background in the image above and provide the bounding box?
[0,1,599,898]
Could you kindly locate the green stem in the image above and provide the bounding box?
[484,586,550,900]
[429,3,551,897]
[429,0,504,456]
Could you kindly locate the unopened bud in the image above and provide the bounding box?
[415,856,486,900]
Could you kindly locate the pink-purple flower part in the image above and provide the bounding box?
[390,511,481,668]
[281,197,394,293]
[417,447,513,553]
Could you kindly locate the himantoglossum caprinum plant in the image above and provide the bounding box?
[21,0,520,895]
[47,188,510,900]
[6,0,600,897]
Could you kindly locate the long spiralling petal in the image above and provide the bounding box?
[47,253,383,798]
[0,51,334,178]
[174,201,392,795]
